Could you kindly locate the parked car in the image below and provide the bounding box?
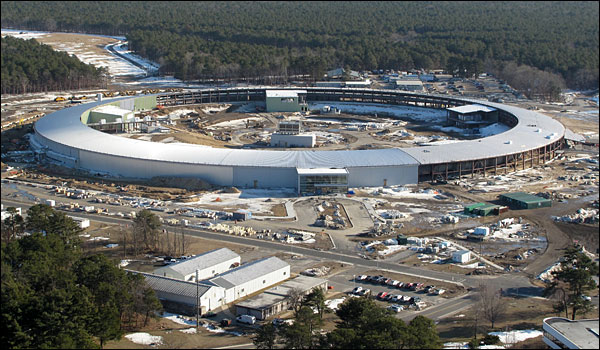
[356,275,368,281]
[382,278,393,285]
[352,286,363,295]
[388,280,400,287]
[383,293,394,301]
[220,318,232,327]
[396,282,404,289]
[359,288,371,296]
[404,283,413,289]
[390,295,402,303]
[434,289,445,295]
[376,292,388,300]
[581,295,592,301]
[236,315,256,325]
[424,285,435,293]
[272,318,293,326]
[387,304,404,313]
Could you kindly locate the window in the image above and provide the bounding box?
[283,271,287,275]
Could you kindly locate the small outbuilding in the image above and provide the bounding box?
[452,250,471,263]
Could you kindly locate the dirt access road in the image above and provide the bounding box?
[441,184,597,277]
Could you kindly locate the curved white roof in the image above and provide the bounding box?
[33,88,565,169]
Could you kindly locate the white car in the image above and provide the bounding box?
[352,286,363,295]
[356,275,368,281]
[387,304,404,313]
[581,295,592,302]
[359,289,371,296]
[236,315,256,325]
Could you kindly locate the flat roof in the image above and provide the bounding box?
[447,104,497,114]
[544,317,599,349]
[235,275,328,309]
[266,90,306,98]
[395,80,424,85]
[296,168,349,175]
[91,104,133,116]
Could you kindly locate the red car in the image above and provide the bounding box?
[376,292,389,300]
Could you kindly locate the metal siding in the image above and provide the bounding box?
[348,165,418,187]
[78,150,234,184]
[233,167,297,188]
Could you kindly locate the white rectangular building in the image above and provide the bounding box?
[395,79,424,92]
[270,133,316,148]
[452,250,471,263]
[207,256,290,304]
[136,271,226,315]
[68,216,90,229]
[154,248,241,282]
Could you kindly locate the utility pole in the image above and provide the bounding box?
[196,270,200,331]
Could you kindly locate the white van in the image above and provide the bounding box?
[236,315,256,325]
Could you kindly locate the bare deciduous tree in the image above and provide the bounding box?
[287,287,305,315]
[477,283,506,329]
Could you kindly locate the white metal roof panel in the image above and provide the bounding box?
[164,248,239,276]
[33,89,565,169]
[207,256,289,288]
[134,271,213,298]
[266,90,306,98]
[447,104,497,114]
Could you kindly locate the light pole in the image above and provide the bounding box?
[353,275,356,288]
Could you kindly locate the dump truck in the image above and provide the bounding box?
[54,96,66,102]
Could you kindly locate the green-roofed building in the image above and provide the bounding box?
[464,203,486,215]
[474,204,502,216]
[499,192,552,209]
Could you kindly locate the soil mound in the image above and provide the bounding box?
[148,176,212,191]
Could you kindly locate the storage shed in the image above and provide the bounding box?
[464,202,486,215]
[452,250,471,263]
[499,192,552,209]
[473,204,502,216]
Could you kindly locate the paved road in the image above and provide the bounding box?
[1,198,543,298]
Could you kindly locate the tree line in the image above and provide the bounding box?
[1,1,598,89]
[254,287,442,349]
[1,36,106,94]
[1,205,162,349]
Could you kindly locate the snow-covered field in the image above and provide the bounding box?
[181,188,296,214]
[443,329,543,349]
[2,29,157,78]
[206,116,265,129]
[308,102,447,123]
